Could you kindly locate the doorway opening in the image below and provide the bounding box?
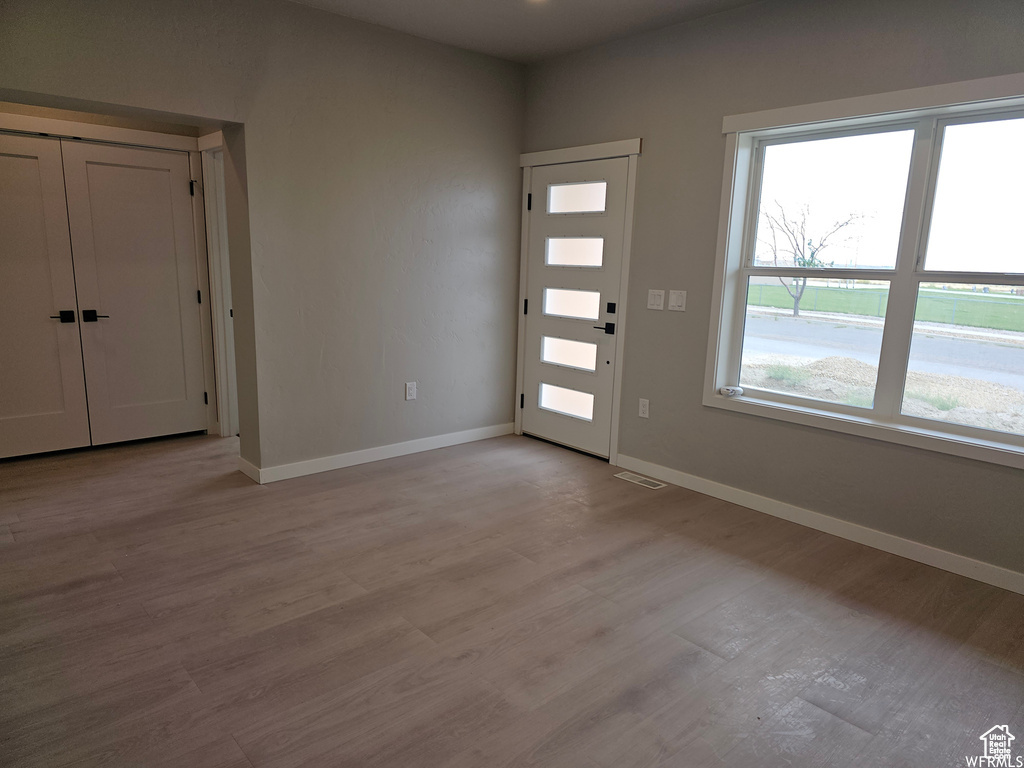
[0,101,246,459]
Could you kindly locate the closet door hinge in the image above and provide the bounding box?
[520,393,525,409]
[197,290,202,304]
[527,193,532,211]
[189,180,197,196]
[204,391,208,405]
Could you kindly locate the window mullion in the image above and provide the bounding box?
[745,267,896,281]
[873,119,937,420]
[917,271,1024,285]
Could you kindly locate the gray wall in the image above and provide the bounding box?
[524,0,1024,571]
[3,0,1021,571]
[0,0,525,468]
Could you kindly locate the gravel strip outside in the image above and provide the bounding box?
[742,354,1024,435]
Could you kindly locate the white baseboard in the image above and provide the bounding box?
[237,456,262,484]
[237,423,514,484]
[616,454,1024,596]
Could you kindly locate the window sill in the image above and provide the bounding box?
[702,389,1024,470]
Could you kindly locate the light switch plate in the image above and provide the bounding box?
[668,290,687,311]
[647,290,665,310]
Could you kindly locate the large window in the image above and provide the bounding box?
[707,91,1024,468]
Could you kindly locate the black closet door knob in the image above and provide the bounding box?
[81,310,109,322]
[49,310,76,323]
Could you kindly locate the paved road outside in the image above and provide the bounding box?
[742,313,1024,391]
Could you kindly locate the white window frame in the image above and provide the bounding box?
[705,73,1024,470]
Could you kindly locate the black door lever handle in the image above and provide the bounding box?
[81,310,109,322]
[49,310,76,323]
[593,322,615,335]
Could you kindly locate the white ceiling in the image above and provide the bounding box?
[289,0,760,63]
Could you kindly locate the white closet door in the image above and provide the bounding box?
[61,140,207,445]
[0,133,91,458]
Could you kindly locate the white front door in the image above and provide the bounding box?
[61,140,208,445]
[521,157,629,457]
[0,134,91,458]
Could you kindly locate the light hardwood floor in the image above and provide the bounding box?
[1,434,1022,767]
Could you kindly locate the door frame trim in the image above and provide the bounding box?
[0,111,210,153]
[189,149,220,435]
[199,140,240,437]
[515,140,642,463]
[520,138,642,168]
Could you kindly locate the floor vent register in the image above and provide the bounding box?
[614,471,667,490]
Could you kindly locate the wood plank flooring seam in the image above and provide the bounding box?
[398,618,443,649]
[667,629,731,664]
[231,734,257,768]
[793,693,878,738]
[180,663,209,697]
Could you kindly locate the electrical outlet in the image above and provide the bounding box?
[668,290,687,311]
[647,290,665,310]
[405,381,417,401]
[639,398,650,418]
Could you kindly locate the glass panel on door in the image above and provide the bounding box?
[548,182,607,214]
[543,288,601,320]
[546,237,604,267]
[541,336,598,372]
[539,382,595,421]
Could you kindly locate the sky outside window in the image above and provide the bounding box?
[754,130,914,270]
[925,117,1024,273]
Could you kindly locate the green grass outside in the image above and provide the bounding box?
[765,364,811,386]
[747,284,1024,332]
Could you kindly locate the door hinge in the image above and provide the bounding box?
[523,299,528,315]
[189,180,196,196]
[204,391,208,405]
[229,308,233,318]
[197,289,202,304]
[527,193,532,211]
[520,393,524,409]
